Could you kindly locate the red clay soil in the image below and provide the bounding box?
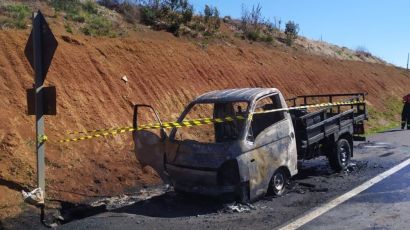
[0,25,409,219]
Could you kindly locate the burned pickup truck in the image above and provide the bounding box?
[133,88,367,202]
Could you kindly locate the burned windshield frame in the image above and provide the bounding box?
[169,101,250,142]
[246,93,286,143]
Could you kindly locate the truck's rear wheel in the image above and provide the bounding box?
[329,138,351,172]
[268,168,288,196]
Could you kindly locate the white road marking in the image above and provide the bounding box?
[278,158,410,230]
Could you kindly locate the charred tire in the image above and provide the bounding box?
[268,168,288,197]
[329,138,351,172]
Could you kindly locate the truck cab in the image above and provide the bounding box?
[133,88,298,202]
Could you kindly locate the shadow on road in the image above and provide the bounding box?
[111,192,225,218]
[376,129,407,134]
[108,159,368,218]
[109,159,353,218]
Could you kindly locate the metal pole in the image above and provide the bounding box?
[33,12,45,196]
[407,53,409,70]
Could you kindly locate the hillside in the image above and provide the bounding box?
[0,1,410,221]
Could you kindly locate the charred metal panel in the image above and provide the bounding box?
[194,88,280,103]
[134,130,170,183]
[280,93,299,177]
[238,120,293,200]
[234,92,297,201]
[166,164,236,195]
[166,141,242,169]
[167,164,218,186]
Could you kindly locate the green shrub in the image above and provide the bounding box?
[190,19,206,32]
[168,22,181,35]
[204,5,212,22]
[51,0,83,22]
[355,46,372,58]
[222,16,231,23]
[70,12,86,23]
[212,7,220,29]
[64,22,73,33]
[50,0,118,37]
[98,0,120,9]
[52,0,99,24]
[81,14,115,37]
[245,30,260,41]
[0,4,30,29]
[285,20,299,46]
[181,5,193,23]
[202,5,220,34]
[263,34,274,43]
[51,0,81,13]
[82,0,99,14]
[116,2,140,24]
[140,6,158,25]
[241,4,263,41]
[138,0,195,35]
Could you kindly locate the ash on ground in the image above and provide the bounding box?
[91,185,171,210]
[221,203,257,213]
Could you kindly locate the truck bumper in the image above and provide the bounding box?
[166,164,236,196]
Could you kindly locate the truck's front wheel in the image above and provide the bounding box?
[268,168,288,196]
[329,138,351,172]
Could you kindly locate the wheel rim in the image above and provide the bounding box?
[339,144,349,166]
[273,172,285,191]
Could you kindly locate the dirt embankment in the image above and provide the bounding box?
[0,26,409,219]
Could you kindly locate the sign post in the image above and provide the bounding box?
[34,11,46,198]
[24,10,58,206]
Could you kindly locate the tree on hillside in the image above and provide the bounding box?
[98,0,120,9]
[203,4,220,33]
[241,3,263,41]
[213,7,220,29]
[204,4,212,22]
[164,0,190,12]
[285,20,299,46]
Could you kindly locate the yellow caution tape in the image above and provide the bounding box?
[58,115,247,143]
[38,135,48,144]
[66,126,132,135]
[253,100,365,114]
[57,100,365,143]
[58,127,135,143]
[65,115,248,136]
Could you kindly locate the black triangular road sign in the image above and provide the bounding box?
[24,11,58,85]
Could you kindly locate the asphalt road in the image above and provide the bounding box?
[4,129,410,230]
[300,163,410,230]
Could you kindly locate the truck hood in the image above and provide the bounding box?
[166,140,243,170]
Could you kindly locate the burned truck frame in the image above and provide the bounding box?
[133,88,367,202]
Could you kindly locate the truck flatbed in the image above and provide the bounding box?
[288,93,367,160]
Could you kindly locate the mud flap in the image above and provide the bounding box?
[133,104,170,183]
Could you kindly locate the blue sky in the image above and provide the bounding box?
[191,0,410,68]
